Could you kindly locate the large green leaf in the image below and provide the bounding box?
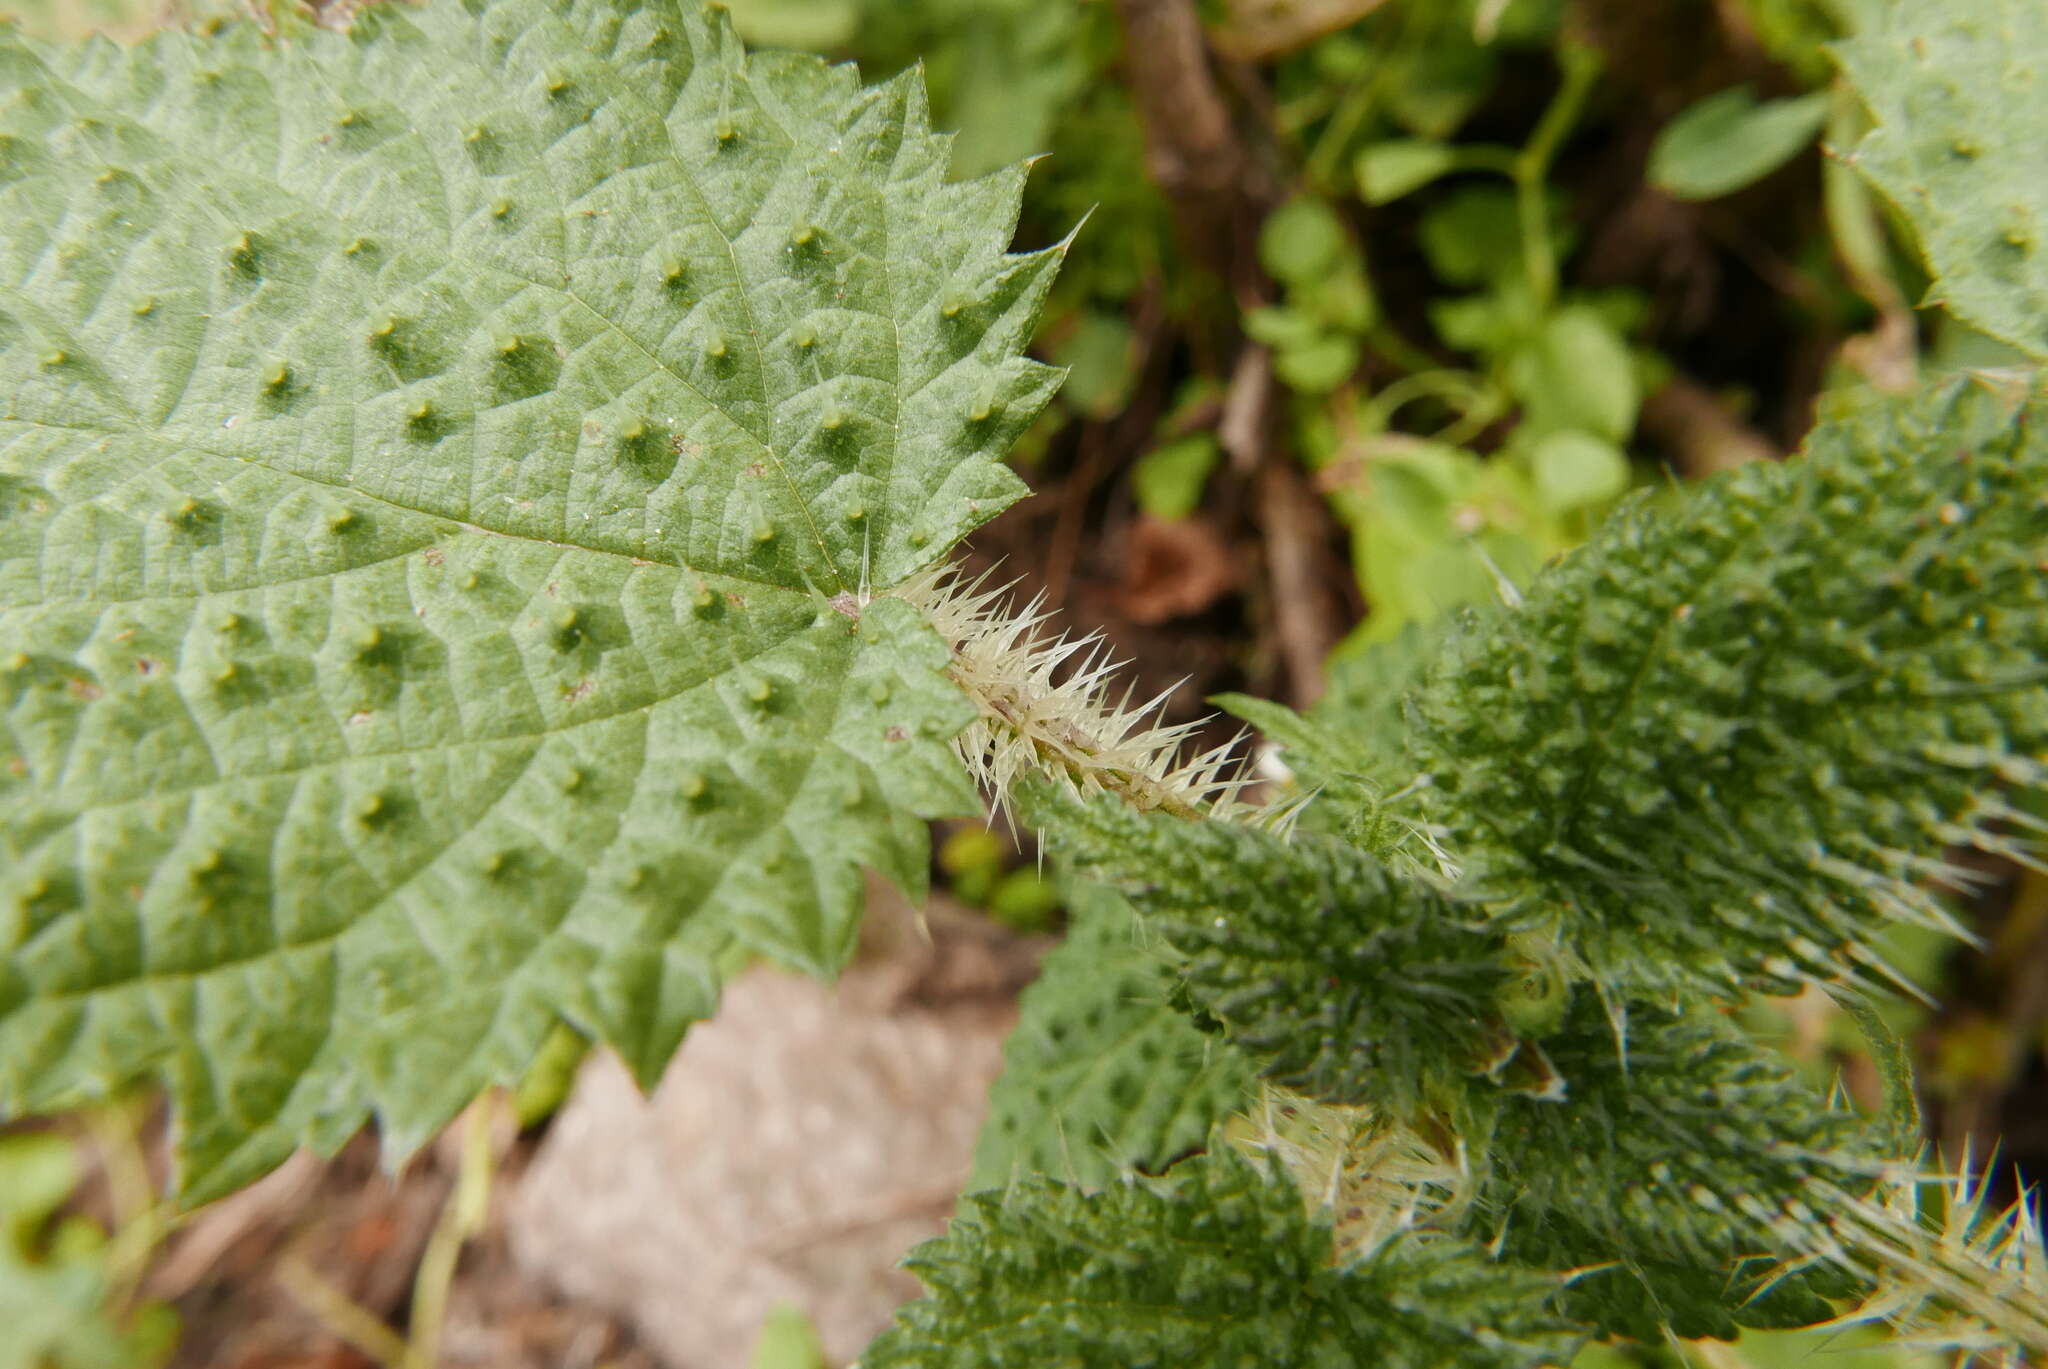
[0,0,1061,1197]
[1410,376,2048,1002]
[969,878,1254,1192]
[867,1149,1582,1369]
[1031,787,1510,1115]
[1477,995,1867,1343]
[1835,1,2048,357]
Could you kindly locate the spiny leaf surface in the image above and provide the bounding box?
[1835,1,2048,358]
[866,1149,1581,1369]
[1478,995,1870,1342]
[1033,788,1509,1113]
[0,0,1060,1197]
[1220,624,1456,859]
[1411,376,2048,1001]
[970,877,1254,1192]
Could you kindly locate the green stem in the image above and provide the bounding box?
[1363,369,1507,444]
[1513,44,1602,310]
[1451,145,1519,177]
[1365,324,1443,377]
[1302,1,1428,190]
[1306,77,1382,190]
[406,1100,497,1369]
[82,1103,165,1312]
[279,1259,411,1369]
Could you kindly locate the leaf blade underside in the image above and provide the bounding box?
[1835,0,2048,358]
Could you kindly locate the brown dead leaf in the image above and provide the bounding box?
[1210,0,1388,62]
[1113,513,1240,626]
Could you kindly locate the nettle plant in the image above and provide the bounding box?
[3,0,2048,1362]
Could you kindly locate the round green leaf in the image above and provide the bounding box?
[1529,431,1631,513]
[1419,186,1524,287]
[1134,433,1223,521]
[1243,305,1323,350]
[1258,198,1350,286]
[1275,334,1362,394]
[1507,308,1641,442]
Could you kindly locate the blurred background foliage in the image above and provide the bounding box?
[2,0,2045,1364]
[582,2,2048,1357]
[697,0,2021,656]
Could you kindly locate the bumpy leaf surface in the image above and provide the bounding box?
[866,1149,1581,1369]
[1836,1,2048,358]
[970,878,1254,1191]
[1411,377,2048,1000]
[0,0,1061,1196]
[1035,788,1509,1112]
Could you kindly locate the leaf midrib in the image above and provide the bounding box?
[12,600,830,816]
[2,413,806,599]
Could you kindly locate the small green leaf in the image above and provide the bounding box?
[749,1304,826,1369]
[1432,289,1538,355]
[1050,311,1140,420]
[1648,87,1828,201]
[0,1134,173,1369]
[1356,139,1459,205]
[1305,266,1380,334]
[1386,38,1498,140]
[1506,308,1640,441]
[1243,305,1324,350]
[939,824,1005,905]
[870,1150,1582,1369]
[1420,186,1526,288]
[970,880,1254,1190]
[907,1,1090,180]
[938,824,1006,879]
[509,1022,589,1129]
[1133,432,1222,521]
[0,1134,78,1231]
[1275,335,1361,394]
[985,868,1059,931]
[1259,197,1350,285]
[1528,431,1630,513]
